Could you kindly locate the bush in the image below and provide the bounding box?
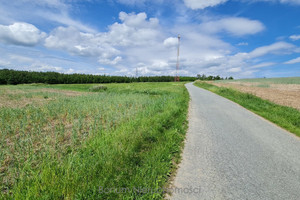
[89,85,108,92]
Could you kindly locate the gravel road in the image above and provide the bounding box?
[169,82,300,200]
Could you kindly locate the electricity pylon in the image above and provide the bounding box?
[175,34,180,82]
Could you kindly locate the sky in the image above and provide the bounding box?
[0,0,300,78]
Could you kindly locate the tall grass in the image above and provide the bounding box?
[194,81,300,137]
[0,82,189,199]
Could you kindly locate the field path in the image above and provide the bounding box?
[169,82,300,200]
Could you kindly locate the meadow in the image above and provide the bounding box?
[0,82,189,199]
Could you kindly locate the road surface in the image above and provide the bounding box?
[169,82,300,200]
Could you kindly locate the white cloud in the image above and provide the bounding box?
[17,0,68,9]
[163,37,178,48]
[45,26,120,58]
[183,0,228,9]
[284,57,300,64]
[289,34,300,41]
[98,67,106,71]
[249,62,276,68]
[279,0,300,5]
[44,12,162,67]
[248,42,295,58]
[200,17,265,36]
[228,67,242,72]
[9,55,34,63]
[0,22,46,46]
[245,0,300,5]
[192,41,297,78]
[105,12,160,46]
[237,42,249,46]
[116,0,165,6]
[0,59,10,67]
[0,0,96,33]
[183,0,300,10]
[98,56,123,65]
[42,11,96,33]
[149,61,171,71]
[32,64,63,72]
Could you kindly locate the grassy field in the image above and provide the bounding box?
[0,82,189,199]
[194,81,300,137]
[216,77,300,84]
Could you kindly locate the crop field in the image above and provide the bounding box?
[217,77,300,85]
[0,82,189,199]
[212,77,300,110]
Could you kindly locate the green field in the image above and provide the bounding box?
[0,82,189,199]
[216,77,300,84]
[194,81,300,137]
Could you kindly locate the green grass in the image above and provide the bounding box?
[216,77,300,84]
[88,85,108,92]
[0,82,189,199]
[194,81,300,137]
[256,84,270,88]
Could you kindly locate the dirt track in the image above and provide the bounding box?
[210,82,300,110]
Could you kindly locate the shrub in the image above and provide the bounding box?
[89,85,108,92]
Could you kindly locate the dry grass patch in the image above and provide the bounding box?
[0,88,84,108]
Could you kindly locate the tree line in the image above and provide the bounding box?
[0,69,197,85]
[197,74,233,80]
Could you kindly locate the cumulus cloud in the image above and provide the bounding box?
[0,22,46,46]
[183,0,228,9]
[44,12,163,68]
[106,12,160,46]
[44,26,121,63]
[163,37,178,48]
[200,17,265,36]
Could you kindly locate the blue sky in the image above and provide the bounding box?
[0,0,300,78]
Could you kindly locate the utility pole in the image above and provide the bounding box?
[136,67,138,78]
[175,34,181,82]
